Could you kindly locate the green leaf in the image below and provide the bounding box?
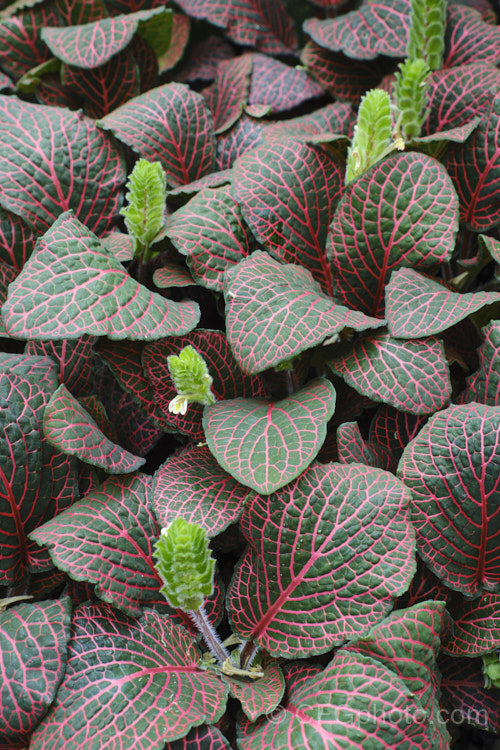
[204,378,336,494]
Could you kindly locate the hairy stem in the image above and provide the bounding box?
[188,606,230,666]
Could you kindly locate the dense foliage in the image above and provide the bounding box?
[0,0,499,748]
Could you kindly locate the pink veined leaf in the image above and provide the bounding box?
[304,0,410,60]
[153,264,196,288]
[224,252,384,375]
[158,13,191,73]
[397,557,450,611]
[0,262,16,335]
[444,5,500,68]
[238,649,433,750]
[101,231,135,262]
[176,35,235,83]
[457,320,500,406]
[25,336,96,399]
[225,663,285,722]
[167,169,233,197]
[327,333,452,416]
[173,0,298,55]
[153,444,249,537]
[202,55,253,134]
[385,268,500,339]
[441,592,500,657]
[2,212,200,341]
[232,141,344,295]
[440,654,500,733]
[327,151,459,318]
[248,53,323,114]
[370,404,427,456]
[204,378,336,495]
[0,599,71,749]
[0,205,40,270]
[424,63,500,135]
[99,82,216,188]
[29,604,228,750]
[227,460,415,656]
[215,115,264,171]
[164,725,232,749]
[41,8,170,69]
[398,403,500,597]
[262,102,354,144]
[166,184,255,292]
[43,384,145,474]
[143,329,266,440]
[336,421,395,472]
[0,4,63,80]
[53,0,108,25]
[30,473,169,616]
[60,49,141,118]
[445,94,500,231]
[300,41,389,105]
[0,96,125,235]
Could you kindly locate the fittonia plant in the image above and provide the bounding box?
[0,0,500,747]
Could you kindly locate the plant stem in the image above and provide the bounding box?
[239,639,259,670]
[188,606,230,666]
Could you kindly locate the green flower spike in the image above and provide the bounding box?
[167,345,216,416]
[407,0,446,71]
[394,57,430,141]
[120,158,167,262]
[483,651,500,689]
[154,518,215,612]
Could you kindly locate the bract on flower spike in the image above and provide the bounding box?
[167,345,216,415]
[120,158,167,262]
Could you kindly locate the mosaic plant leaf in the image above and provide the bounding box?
[0,96,125,234]
[42,8,171,69]
[43,384,145,473]
[224,252,384,374]
[53,0,108,25]
[248,54,323,114]
[336,421,393,471]
[424,63,500,135]
[25,336,95,399]
[300,42,388,105]
[174,0,298,55]
[164,725,231,750]
[238,650,434,750]
[0,205,40,270]
[29,604,228,750]
[204,378,336,494]
[441,593,500,657]
[0,368,78,585]
[386,268,500,339]
[458,320,500,405]
[0,598,71,749]
[203,55,252,134]
[165,184,254,291]
[153,264,195,288]
[2,212,200,341]
[215,116,264,171]
[99,83,216,188]
[176,35,235,83]
[303,0,409,60]
[440,654,500,733]
[158,13,190,73]
[0,263,16,334]
[0,4,62,80]
[370,404,427,456]
[29,474,172,616]
[60,50,141,118]
[152,444,249,537]
[444,5,500,68]
[262,102,354,144]
[227,461,414,657]
[445,94,500,231]
[225,663,284,722]
[327,151,459,317]
[398,403,500,597]
[327,333,452,415]
[143,329,265,440]
[233,141,344,295]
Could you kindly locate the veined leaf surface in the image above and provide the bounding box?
[2,212,200,341]
[0,96,125,234]
[227,461,414,656]
[398,403,500,597]
[204,378,336,494]
[29,604,228,750]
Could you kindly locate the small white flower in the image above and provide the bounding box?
[168,394,189,415]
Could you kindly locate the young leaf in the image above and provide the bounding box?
[2,212,200,341]
[0,599,71,748]
[43,384,145,474]
[0,95,125,234]
[227,460,415,657]
[204,378,336,494]
[29,604,228,750]
[225,663,285,722]
[398,403,500,597]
